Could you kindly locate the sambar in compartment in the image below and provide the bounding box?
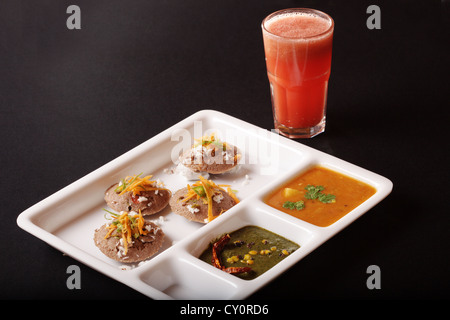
[264,166,376,227]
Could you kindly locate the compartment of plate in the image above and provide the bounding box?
[138,204,318,299]
[138,252,240,299]
[257,159,393,231]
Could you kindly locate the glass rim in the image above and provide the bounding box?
[261,8,334,40]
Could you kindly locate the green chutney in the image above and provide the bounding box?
[199,225,300,280]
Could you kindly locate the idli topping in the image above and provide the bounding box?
[114,173,167,197]
[180,134,241,174]
[105,173,171,216]
[94,209,165,263]
[177,176,239,223]
[103,210,153,256]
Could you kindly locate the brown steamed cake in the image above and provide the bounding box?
[169,187,237,223]
[179,141,240,174]
[94,220,164,263]
[104,184,171,216]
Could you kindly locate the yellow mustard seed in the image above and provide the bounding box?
[249,250,258,255]
[282,249,289,256]
[246,259,254,265]
[271,246,277,251]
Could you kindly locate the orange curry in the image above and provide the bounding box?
[264,166,376,227]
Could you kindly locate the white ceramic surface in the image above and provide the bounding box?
[16,110,393,300]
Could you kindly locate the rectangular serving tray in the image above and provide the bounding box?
[16,110,393,299]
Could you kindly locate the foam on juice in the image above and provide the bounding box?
[265,12,331,38]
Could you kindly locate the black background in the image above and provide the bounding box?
[1,0,449,302]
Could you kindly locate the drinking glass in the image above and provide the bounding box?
[262,8,334,138]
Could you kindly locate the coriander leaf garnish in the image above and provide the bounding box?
[304,185,335,203]
[282,200,305,210]
[304,185,325,200]
[317,193,336,203]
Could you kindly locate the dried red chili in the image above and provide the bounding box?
[211,234,252,275]
[222,266,252,274]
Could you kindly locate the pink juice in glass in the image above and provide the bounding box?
[262,9,334,138]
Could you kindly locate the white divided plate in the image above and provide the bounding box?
[16,110,393,300]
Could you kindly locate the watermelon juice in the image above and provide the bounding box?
[262,9,334,138]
